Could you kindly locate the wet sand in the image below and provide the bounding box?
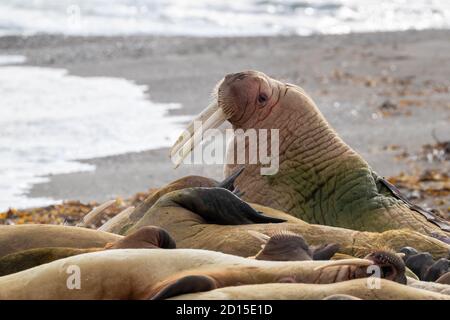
[1,30,449,204]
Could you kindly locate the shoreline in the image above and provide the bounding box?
[1,30,449,206]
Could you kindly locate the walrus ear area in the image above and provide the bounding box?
[402,248,450,282]
[149,275,217,300]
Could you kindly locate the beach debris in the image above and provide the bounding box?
[425,130,450,162]
[390,132,450,164]
[376,99,413,117]
[0,189,157,227]
[388,170,450,219]
[379,100,397,110]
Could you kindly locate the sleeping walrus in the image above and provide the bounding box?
[98,185,450,259]
[0,248,409,300]
[171,70,450,241]
[169,280,449,300]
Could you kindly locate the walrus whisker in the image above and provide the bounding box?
[247,230,270,244]
[313,258,374,271]
[210,79,222,99]
[77,200,116,227]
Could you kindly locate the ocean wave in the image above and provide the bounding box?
[0,0,449,37]
[0,62,188,210]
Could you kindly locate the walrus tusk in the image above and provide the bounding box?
[98,206,135,232]
[313,258,374,271]
[171,101,220,153]
[170,101,229,168]
[77,200,116,227]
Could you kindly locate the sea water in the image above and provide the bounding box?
[0,59,188,210]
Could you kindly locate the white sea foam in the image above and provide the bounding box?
[0,55,27,65]
[0,63,188,210]
[0,0,449,37]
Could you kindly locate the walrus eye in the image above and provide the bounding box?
[258,93,268,105]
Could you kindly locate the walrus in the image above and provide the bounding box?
[399,246,450,281]
[0,226,175,276]
[99,169,244,234]
[322,294,361,300]
[0,224,120,258]
[171,70,450,240]
[0,248,404,300]
[407,277,450,295]
[111,187,450,259]
[436,272,450,285]
[169,280,450,300]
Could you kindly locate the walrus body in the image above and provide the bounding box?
[171,70,450,240]
[407,277,450,295]
[0,226,176,276]
[0,224,120,259]
[100,173,243,234]
[115,188,450,259]
[0,248,404,300]
[170,280,450,300]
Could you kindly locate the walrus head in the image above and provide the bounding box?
[314,250,407,284]
[249,230,313,261]
[171,70,301,167]
[216,70,287,129]
[361,251,407,284]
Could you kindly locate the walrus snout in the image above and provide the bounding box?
[362,251,407,284]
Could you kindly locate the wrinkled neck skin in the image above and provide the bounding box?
[226,86,401,230]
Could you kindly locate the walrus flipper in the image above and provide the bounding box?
[379,177,450,232]
[312,243,341,261]
[150,274,217,300]
[217,166,245,192]
[168,187,285,225]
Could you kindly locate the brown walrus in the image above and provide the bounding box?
[170,70,450,241]
[0,248,405,300]
[248,230,339,261]
[169,280,450,300]
[108,187,449,259]
[0,226,175,276]
[436,272,450,285]
[0,224,120,259]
